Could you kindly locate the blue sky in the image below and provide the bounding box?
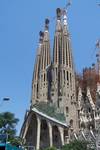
[0,0,100,135]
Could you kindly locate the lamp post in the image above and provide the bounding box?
[0,97,10,106]
[2,97,10,101]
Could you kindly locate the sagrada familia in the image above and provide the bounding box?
[20,7,100,150]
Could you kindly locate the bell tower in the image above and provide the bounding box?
[39,19,51,102]
[51,8,78,131]
[31,31,44,105]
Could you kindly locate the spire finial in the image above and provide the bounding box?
[37,31,44,55]
[45,18,50,31]
[62,0,72,30]
[63,9,68,26]
[56,8,62,20]
[39,31,44,43]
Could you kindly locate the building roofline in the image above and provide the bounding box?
[32,107,68,127]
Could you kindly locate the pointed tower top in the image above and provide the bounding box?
[97,82,100,95]
[44,19,50,41]
[63,9,68,26]
[55,8,62,32]
[45,18,50,31]
[39,31,44,42]
[56,8,62,20]
[96,39,100,49]
[62,9,69,35]
[37,31,44,55]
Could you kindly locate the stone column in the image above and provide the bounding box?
[58,126,64,146]
[23,124,28,140]
[48,122,53,147]
[36,116,41,150]
[22,114,31,139]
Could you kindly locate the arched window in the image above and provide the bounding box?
[66,107,69,114]
[70,119,73,127]
[44,74,45,82]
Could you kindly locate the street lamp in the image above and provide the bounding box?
[0,97,10,107]
[2,97,10,101]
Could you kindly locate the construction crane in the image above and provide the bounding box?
[63,0,72,10]
[62,0,72,19]
[66,0,72,8]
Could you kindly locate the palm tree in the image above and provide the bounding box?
[0,112,19,141]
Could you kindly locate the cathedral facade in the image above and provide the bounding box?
[20,8,100,150]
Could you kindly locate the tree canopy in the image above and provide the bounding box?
[0,112,19,142]
[61,140,95,150]
[44,140,95,150]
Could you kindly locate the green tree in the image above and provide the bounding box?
[10,136,23,147]
[0,112,19,142]
[61,140,95,150]
[45,147,57,150]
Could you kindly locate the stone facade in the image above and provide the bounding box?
[31,8,78,132]
[20,109,68,149]
[20,7,100,150]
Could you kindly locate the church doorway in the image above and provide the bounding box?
[40,119,49,149]
[25,113,37,149]
[52,125,62,148]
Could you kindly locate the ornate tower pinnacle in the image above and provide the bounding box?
[55,8,62,32]
[31,7,78,131]
[45,18,49,31]
[39,19,51,102]
[43,18,50,42]
[37,31,44,55]
[51,8,78,131]
[31,31,44,105]
[63,9,68,26]
[56,8,62,20]
[62,9,69,35]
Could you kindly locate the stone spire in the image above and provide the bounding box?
[39,19,51,102]
[63,9,68,33]
[62,9,73,68]
[34,31,44,81]
[51,8,63,107]
[40,19,51,71]
[56,8,62,32]
[51,8,78,131]
[87,87,95,110]
[53,8,62,65]
[78,87,82,110]
[31,31,44,105]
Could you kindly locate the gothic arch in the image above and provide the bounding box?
[40,119,49,149]
[25,113,37,148]
[70,119,73,128]
[52,125,62,148]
